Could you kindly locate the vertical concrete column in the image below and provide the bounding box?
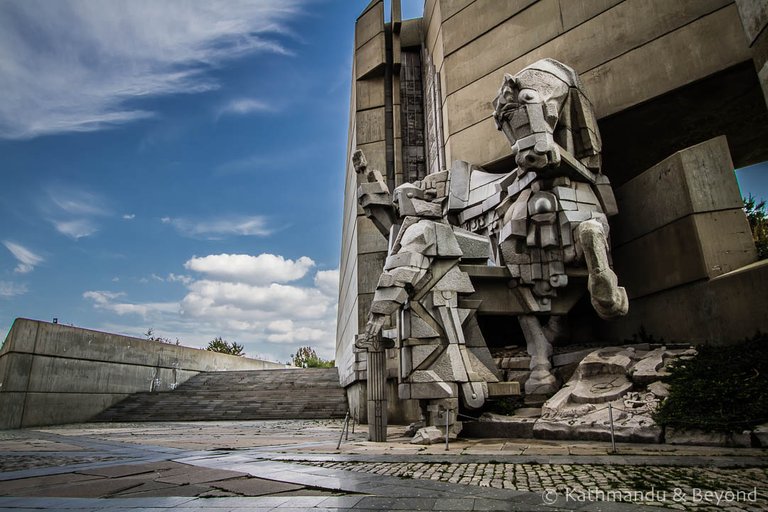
[735,0,768,106]
[366,349,388,441]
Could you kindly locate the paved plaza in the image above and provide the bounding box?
[0,420,766,511]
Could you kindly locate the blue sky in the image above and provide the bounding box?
[0,0,765,362]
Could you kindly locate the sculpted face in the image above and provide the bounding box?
[493,69,569,172]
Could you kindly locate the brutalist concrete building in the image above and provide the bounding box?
[337,0,768,423]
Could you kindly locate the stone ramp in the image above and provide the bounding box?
[94,368,347,422]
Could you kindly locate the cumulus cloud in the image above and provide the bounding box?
[3,241,44,274]
[122,214,136,220]
[0,281,28,297]
[163,215,272,239]
[184,253,314,284]
[82,259,340,361]
[314,269,340,297]
[0,0,304,139]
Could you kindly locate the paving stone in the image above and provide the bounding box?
[207,477,304,496]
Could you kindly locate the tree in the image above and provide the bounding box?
[290,346,334,368]
[206,336,245,356]
[744,194,768,260]
[144,328,180,345]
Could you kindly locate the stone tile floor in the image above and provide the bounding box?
[0,420,766,511]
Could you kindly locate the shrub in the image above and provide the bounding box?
[654,333,768,433]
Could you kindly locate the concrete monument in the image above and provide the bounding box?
[355,59,628,436]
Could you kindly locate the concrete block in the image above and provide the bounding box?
[612,136,743,246]
[3,318,39,353]
[584,5,751,119]
[24,357,193,394]
[355,0,384,49]
[440,0,474,21]
[0,392,25,429]
[441,0,537,56]
[28,322,283,373]
[355,32,386,80]
[614,210,756,299]
[442,0,735,137]
[600,260,768,344]
[354,142,387,180]
[357,215,389,255]
[442,0,562,95]
[355,107,386,144]
[356,77,386,111]
[559,0,623,31]
[0,352,33,391]
[734,0,768,44]
[454,228,491,260]
[462,413,536,438]
[21,392,128,427]
[487,381,521,396]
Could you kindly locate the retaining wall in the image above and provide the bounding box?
[0,318,287,429]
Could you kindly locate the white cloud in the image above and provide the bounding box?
[82,260,340,361]
[217,98,273,118]
[42,184,110,239]
[122,214,136,220]
[185,253,314,284]
[167,273,193,285]
[163,215,272,239]
[83,290,178,318]
[52,219,99,240]
[0,0,304,139]
[47,187,109,216]
[3,241,44,274]
[314,269,340,297]
[83,290,125,304]
[0,281,28,297]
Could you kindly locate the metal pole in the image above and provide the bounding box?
[345,414,351,441]
[336,412,350,450]
[445,408,450,451]
[608,404,616,454]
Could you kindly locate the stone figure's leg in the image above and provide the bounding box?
[542,315,569,344]
[575,219,628,319]
[518,315,558,396]
[426,398,461,438]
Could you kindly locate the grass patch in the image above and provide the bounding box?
[654,333,768,433]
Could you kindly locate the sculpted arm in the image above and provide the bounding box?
[356,226,433,348]
[353,149,396,237]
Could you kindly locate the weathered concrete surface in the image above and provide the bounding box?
[604,136,765,342]
[602,259,768,344]
[0,319,286,429]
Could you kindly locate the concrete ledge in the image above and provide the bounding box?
[602,260,768,344]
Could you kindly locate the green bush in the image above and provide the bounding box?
[290,346,334,368]
[744,194,768,260]
[654,333,768,433]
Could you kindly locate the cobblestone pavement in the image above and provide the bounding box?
[0,420,766,511]
[299,460,768,511]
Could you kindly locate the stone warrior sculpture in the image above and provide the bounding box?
[354,151,501,439]
[355,58,627,436]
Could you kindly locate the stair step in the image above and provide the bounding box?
[95,367,348,422]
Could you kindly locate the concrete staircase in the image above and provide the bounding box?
[94,368,348,422]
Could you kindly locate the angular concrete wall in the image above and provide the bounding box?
[604,137,766,342]
[0,318,287,429]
